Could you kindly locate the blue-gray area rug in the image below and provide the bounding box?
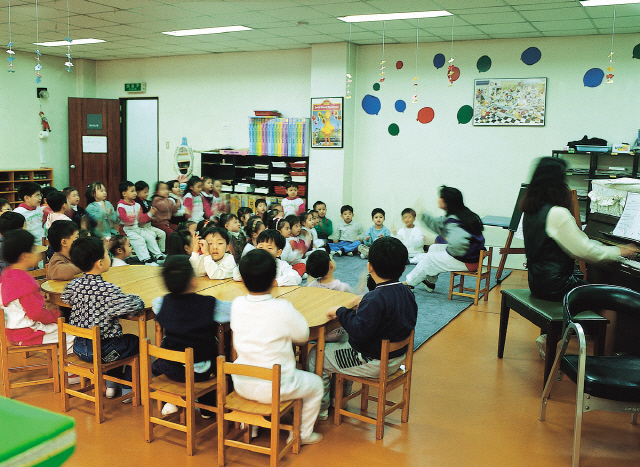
[307,256,511,351]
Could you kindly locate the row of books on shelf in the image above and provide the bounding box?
[227,194,295,214]
[221,182,306,196]
[248,117,307,157]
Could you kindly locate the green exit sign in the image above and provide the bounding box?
[124,82,146,93]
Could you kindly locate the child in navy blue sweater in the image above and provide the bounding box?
[309,236,417,419]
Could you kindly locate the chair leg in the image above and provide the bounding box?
[293,400,301,454]
[448,273,455,300]
[95,373,104,424]
[473,276,480,306]
[376,382,387,440]
[50,348,60,393]
[361,384,369,411]
[270,416,279,467]
[334,374,344,426]
[217,412,226,467]
[131,357,140,407]
[144,397,153,443]
[401,376,411,423]
[187,399,195,456]
[2,350,11,398]
[540,328,573,421]
[459,276,465,293]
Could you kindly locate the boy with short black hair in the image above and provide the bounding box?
[233,229,300,286]
[313,201,333,240]
[63,236,145,399]
[14,181,44,244]
[358,208,392,259]
[305,250,350,293]
[0,211,25,275]
[231,249,324,445]
[62,186,87,229]
[395,207,427,264]
[44,191,73,229]
[194,226,236,279]
[328,204,365,257]
[46,220,81,280]
[0,229,74,352]
[309,236,418,420]
[151,255,231,417]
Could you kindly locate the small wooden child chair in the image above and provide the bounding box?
[448,247,493,306]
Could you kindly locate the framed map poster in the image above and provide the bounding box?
[311,97,343,148]
[473,78,547,126]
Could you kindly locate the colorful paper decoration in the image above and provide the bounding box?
[64,0,73,72]
[412,21,419,104]
[396,61,403,69]
[395,100,406,113]
[477,55,491,72]
[6,1,15,73]
[379,21,386,85]
[447,64,460,85]
[373,83,380,91]
[633,43,640,59]
[417,107,434,124]
[388,123,399,136]
[433,53,445,69]
[457,105,473,124]
[606,6,616,84]
[583,68,604,87]
[34,0,42,83]
[362,94,381,115]
[521,47,541,65]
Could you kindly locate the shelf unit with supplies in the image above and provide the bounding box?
[0,168,54,209]
[552,149,638,223]
[200,153,308,213]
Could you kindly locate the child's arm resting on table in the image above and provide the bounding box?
[106,285,145,318]
[20,295,60,324]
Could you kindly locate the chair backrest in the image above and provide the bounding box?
[381,329,415,375]
[57,317,101,361]
[563,285,640,325]
[216,356,282,410]
[140,338,196,399]
[27,267,48,284]
[0,310,9,350]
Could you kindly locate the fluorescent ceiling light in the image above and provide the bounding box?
[338,11,452,23]
[580,0,640,6]
[162,26,252,36]
[34,38,105,46]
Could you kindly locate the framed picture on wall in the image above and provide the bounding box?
[473,78,547,126]
[311,97,343,148]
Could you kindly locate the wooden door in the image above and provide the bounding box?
[68,98,122,207]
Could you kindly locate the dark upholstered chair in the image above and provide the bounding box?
[539,285,640,467]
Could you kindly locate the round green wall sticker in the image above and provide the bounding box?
[477,55,491,72]
[457,105,473,124]
[388,123,399,136]
[373,83,380,91]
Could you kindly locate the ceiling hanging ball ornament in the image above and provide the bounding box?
[457,105,473,124]
[388,123,399,136]
[373,82,380,91]
[396,60,403,69]
[362,94,381,115]
[521,47,541,65]
[433,53,445,69]
[417,107,434,124]
[477,55,491,73]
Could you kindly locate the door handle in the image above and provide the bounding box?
[70,165,76,169]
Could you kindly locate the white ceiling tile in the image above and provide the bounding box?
[458,11,527,25]
[478,22,538,34]
[533,19,596,32]
[519,7,589,22]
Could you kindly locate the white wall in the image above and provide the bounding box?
[350,34,640,230]
[94,49,312,183]
[0,52,78,189]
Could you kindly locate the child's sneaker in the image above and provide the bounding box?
[161,403,179,416]
[346,251,354,256]
[317,409,329,421]
[334,250,343,257]
[422,279,435,293]
[143,258,158,266]
[287,431,324,445]
[67,375,81,385]
[105,386,118,398]
[360,253,366,259]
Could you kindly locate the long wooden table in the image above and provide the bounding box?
[41,267,359,377]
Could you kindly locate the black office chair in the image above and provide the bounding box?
[539,284,640,467]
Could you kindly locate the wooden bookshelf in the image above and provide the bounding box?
[0,168,54,208]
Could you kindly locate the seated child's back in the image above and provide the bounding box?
[305,250,350,292]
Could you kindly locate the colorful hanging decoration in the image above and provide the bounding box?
[373,83,380,91]
[388,123,399,136]
[606,6,616,84]
[345,24,352,99]
[583,68,604,87]
[447,16,456,86]
[521,47,541,65]
[34,0,42,83]
[412,20,419,104]
[395,100,406,113]
[477,55,491,73]
[64,0,73,72]
[457,105,473,124]
[417,107,434,124]
[6,0,15,73]
[379,21,385,85]
[362,94,381,115]
[433,53,445,69]
[396,61,403,69]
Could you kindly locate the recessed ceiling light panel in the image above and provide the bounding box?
[338,11,452,23]
[580,0,640,6]
[34,39,106,46]
[162,26,252,37]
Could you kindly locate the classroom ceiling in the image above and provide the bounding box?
[1,0,639,61]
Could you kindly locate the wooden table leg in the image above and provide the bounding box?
[314,326,326,377]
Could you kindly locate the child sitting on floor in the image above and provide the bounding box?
[109,235,132,267]
[85,181,119,240]
[62,186,87,229]
[329,205,365,257]
[231,248,323,445]
[44,191,73,230]
[46,220,81,280]
[219,213,246,264]
[313,201,332,241]
[193,226,236,280]
[309,236,417,420]
[14,181,44,244]
[281,214,307,277]
[282,182,305,217]
[0,229,74,353]
[63,236,145,400]
[394,208,427,264]
[233,229,301,286]
[135,181,167,254]
[358,208,392,259]
[305,250,350,292]
[151,255,231,418]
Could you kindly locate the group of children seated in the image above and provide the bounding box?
[1,178,484,446]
